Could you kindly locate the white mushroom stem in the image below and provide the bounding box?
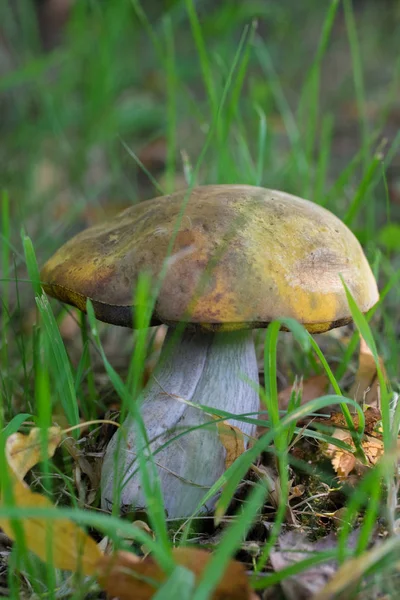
[101,328,260,518]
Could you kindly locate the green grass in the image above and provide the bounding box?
[1,0,400,598]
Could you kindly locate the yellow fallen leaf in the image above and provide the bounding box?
[97,547,256,600]
[0,427,101,575]
[0,478,102,575]
[6,427,62,480]
[216,422,245,469]
[0,429,257,599]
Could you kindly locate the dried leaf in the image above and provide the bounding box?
[111,519,155,557]
[251,463,299,526]
[6,427,62,480]
[97,547,255,600]
[331,450,357,479]
[313,535,399,600]
[349,337,387,408]
[321,406,382,436]
[1,428,102,575]
[324,428,384,480]
[0,478,102,575]
[278,375,329,411]
[325,429,357,481]
[1,431,256,598]
[290,485,305,499]
[270,533,335,599]
[216,422,246,469]
[257,375,330,437]
[270,530,359,600]
[363,436,384,466]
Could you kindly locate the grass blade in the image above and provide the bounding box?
[35,294,80,432]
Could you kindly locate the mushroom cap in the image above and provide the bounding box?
[40,185,379,333]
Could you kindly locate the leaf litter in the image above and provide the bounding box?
[1,310,398,600]
[0,427,256,599]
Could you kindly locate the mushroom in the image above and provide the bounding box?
[40,185,379,518]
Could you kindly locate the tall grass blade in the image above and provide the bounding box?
[36,294,80,433]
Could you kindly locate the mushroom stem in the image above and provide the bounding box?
[101,328,260,518]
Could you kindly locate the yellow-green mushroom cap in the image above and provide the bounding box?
[40,185,379,333]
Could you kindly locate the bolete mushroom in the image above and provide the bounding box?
[40,185,379,518]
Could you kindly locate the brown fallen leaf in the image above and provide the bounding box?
[97,547,256,600]
[1,427,102,575]
[0,429,257,599]
[325,428,354,478]
[216,422,246,469]
[134,520,155,557]
[0,478,102,576]
[313,535,400,600]
[319,406,382,436]
[331,448,357,479]
[324,429,384,481]
[279,375,329,411]
[6,427,62,480]
[362,436,385,465]
[251,463,299,526]
[257,374,329,437]
[349,337,387,408]
[269,530,360,600]
[110,519,155,557]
